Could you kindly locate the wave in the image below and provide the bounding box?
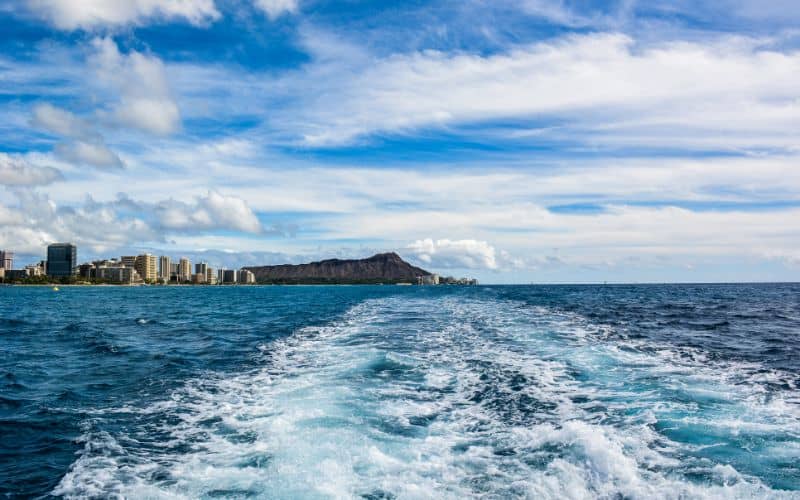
[54,296,800,499]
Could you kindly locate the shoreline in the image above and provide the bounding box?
[0,282,479,287]
[0,283,415,287]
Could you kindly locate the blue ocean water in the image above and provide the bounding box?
[1,284,799,498]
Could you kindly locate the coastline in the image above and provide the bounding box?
[0,282,477,287]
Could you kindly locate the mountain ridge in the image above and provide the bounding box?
[243,252,432,284]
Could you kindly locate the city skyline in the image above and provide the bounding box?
[0,242,476,285]
[1,1,800,283]
[0,242,258,284]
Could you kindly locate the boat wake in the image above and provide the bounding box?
[54,295,800,498]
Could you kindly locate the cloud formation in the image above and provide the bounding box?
[54,141,124,169]
[3,2,800,282]
[32,103,90,138]
[0,190,156,255]
[0,189,265,257]
[155,190,264,234]
[90,37,181,136]
[32,103,124,168]
[27,0,220,30]
[27,38,181,171]
[253,0,298,19]
[408,239,499,270]
[276,33,799,151]
[519,0,619,28]
[0,153,62,186]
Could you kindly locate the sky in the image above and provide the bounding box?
[1,0,799,283]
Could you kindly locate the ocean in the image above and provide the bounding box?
[1,284,798,498]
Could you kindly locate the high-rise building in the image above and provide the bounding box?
[179,258,191,282]
[120,256,137,268]
[95,265,140,284]
[223,269,237,284]
[135,254,158,282]
[195,262,208,276]
[217,268,225,284]
[0,250,13,270]
[206,267,216,285]
[159,256,171,281]
[47,243,77,277]
[239,269,255,284]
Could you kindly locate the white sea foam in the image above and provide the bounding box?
[54,296,800,499]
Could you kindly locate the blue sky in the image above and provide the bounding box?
[1,0,799,283]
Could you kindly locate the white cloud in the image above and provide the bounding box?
[0,190,158,255]
[517,0,637,29]
[519,0,610,27]
[157,190,263,233]
[28,0,220,30]
[197,138,258,159]
[5,150,800,275]
[31,103,89,138]
[31,103,124,168]
[54,141,124,169]
[0,189,263,257]
[766,252,800,268]
[644,0,800,25]
[0,153,62,186]
[253,0,298,19]
[273,32,800,150]
[0,204,25,226]
[6,31,800,278]
[730,0,800,21]
[199,190,263,233]
[28,41,178,170]
[408,238,498,270]
[90,37,181,135]
[31,141,800,268]
[0,225,50,256]
[361,203,800,262]
[188,154,800,217]
[147,154,797,266]
[114,98,180,136]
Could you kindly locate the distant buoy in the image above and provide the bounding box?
[52,287,60,291]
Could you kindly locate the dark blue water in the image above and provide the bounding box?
[1,284,798,498]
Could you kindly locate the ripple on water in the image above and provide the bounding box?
[52,295,800,498]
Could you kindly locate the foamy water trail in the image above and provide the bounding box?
[54,296,800,499]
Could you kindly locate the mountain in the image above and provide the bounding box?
[243,252,432,284]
